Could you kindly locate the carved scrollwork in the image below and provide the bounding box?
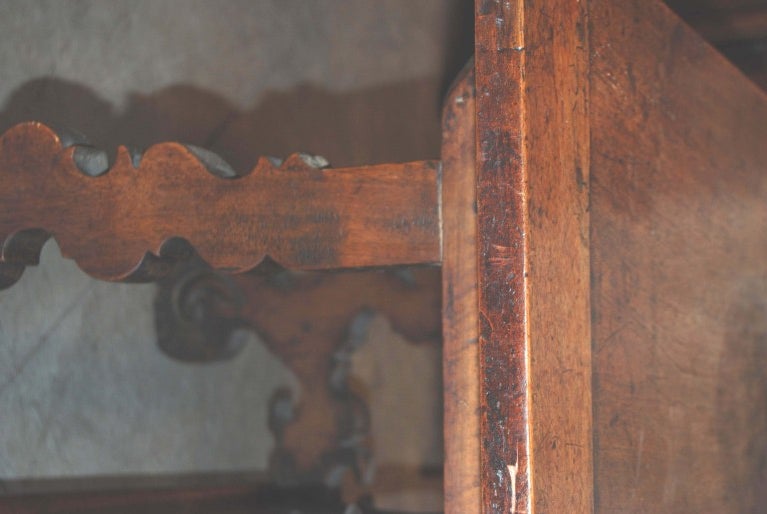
[0,122,440,289]
[154,256,251,362]
[153,264,442,502]
[267,309,375,489]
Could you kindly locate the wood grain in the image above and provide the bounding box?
[474,0,593,511]
[441,63,480,514]
[589,0,767,511]
[0,122,440,286]
[474,2,531,510]
[521,1,595,512]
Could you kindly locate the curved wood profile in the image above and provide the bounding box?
[0,122,440,288]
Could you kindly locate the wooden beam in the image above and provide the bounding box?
[441,63,480,514]
[0,481,347,514]
[474,0,594,512]
[0,122,441,287]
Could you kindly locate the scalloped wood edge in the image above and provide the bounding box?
[0,122,440,288]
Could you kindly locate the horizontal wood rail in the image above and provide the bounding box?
[1,480,440,513]
[0,122,441,288]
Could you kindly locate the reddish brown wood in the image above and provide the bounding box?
[474,0,593,512]
[474,3,530,510]
[2,484,437,514]
[589,0,767,511]
[0,122,440,286]
[231,267,441,489]
[0,482,348,514]
[3,485,262,514]
[521,1,595,512]
[441,64,480,514]
[474,1,767,510]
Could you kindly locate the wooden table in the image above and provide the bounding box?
[2,0,767,512]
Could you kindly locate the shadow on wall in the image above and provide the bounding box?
[0,0,474,166]
[0,76,444,171]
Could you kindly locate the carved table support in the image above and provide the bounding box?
[0,122,441,287]
[153,262,442,498]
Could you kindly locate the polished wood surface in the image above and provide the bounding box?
[0,122,440,286]
[441,64,480,514]
[474,2,532,510]
[473,0,767,512]
[590,0,767,511]
[474,0,594,511]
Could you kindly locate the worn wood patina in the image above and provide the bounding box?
[0,122,440,287]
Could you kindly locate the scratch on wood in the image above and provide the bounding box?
[489,243,516,268]
[508,461,518,513]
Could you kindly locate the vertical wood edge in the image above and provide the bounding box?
[441,62,481,514]
[524,0,595,512]
[475,0,594,512]
[475,0,531,511]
